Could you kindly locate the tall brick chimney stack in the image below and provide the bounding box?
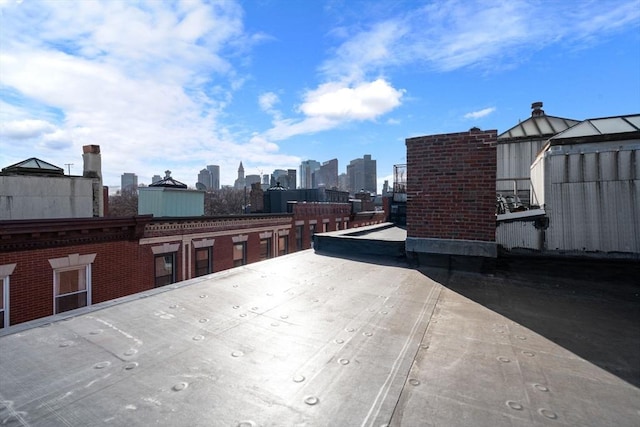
[82,145,104,217]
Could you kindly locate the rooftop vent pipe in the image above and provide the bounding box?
[531,101,545,117]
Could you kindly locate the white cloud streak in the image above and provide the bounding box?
[0,119,56,139]
[464,107,496,120]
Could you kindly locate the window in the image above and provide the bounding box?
[309,224,316,249]
[323,222,329,232]
[0,264,14,329]
[260,238,272,260]
[296,225,304,251]
[195,247,212,277]
[233,242,247,267]
[278,235,288,256]
[0,278,5,329]
[155,253,176,287]
[336,221,341,231]
[49,254,95,315]
[55,267,89,314]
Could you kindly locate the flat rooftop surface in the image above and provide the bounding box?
[0,250,638,426]
[344,224,407,241]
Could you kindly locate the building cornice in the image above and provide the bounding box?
[0,216,153,252]
[144,214,293,237]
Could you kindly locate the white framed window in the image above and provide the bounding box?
[0,264,17,329]
[49,254,96,315]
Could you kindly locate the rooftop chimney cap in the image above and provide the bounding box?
[83,145,100,154]
[531,102,544,116]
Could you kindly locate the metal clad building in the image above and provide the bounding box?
[528,114,640,257]
[138,171,205,217]
[497,102,579,205]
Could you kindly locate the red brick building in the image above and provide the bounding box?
[0,206,386,328]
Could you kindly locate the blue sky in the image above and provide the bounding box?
[1,0,639,192]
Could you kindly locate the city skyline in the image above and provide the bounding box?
[121,153,374,193]
[1,1,639,193]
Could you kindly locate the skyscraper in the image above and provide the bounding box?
[287,169,297,189]
[299,160,320,189]
[234,162,246,189]
[313,159,338,189]
[346,154,377,194]
[270,169,288,187]
[197,165,220,191]
[207,165,220,190]
[197,168,212,189]
[121,173,138,193]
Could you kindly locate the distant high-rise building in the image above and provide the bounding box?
[382,180,390,196]
[152,175,162,184]
[197,165,220,191]
[346,154,377,194]
[245,174,261,186]
[338,173,348,192]
[312,159,338,189]
[271,169,288,187]
[121,173,138,193]
[299,160,320,188]
[197,168,212,189]
[207,165,220,190]
[234,162,246,189]
[287,169,297,189]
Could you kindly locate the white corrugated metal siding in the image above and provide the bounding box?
[544,144,640,254]
[496,138,546,194]
[530,150,546,206]
[496,220,544,250]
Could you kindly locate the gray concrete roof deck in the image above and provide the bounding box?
[0,250,638,426]
[316,222,406,240]
[314,223,407,257]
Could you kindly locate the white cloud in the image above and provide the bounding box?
[321,0,640,76]
[262,79,404,141]
[248,134,280,153]
[464,107,496,120]
[300,79,404,121]
[258,92,282,120]
[0,119,56,139]
[321,20,407,81]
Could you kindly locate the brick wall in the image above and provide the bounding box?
[1,240,151,325]
[406,129,497,242]
[1,203,387,328]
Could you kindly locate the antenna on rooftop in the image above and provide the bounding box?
[64,163,73,175]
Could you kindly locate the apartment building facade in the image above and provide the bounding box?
[0,207,386,329]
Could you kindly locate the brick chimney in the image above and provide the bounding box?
[82,145,104,217]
